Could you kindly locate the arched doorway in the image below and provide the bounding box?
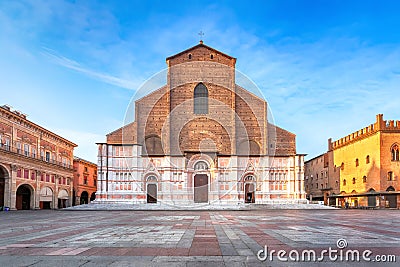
[58,189,69,208]
[386,186,397,208]
[244,175,256,203]
[193,161,209,203]
[0,165,8,208]
[367,188,376,207]
[147,184,157,203]
[80,191,88,204]
[194,174,208,203]
[39,187,53,209]
[90,192,96,202]
[16,184,32,210]
[146,175,158,203]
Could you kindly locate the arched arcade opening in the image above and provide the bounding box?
[80,191,89,204]
[16,184,34,210]
[0,165,9,208]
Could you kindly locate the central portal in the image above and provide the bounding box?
[194,174,208,203]
[245,183,255,203]
[147,184,157,203]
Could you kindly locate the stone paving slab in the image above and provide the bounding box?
[66,202,336,211]
[0,255,398,267]
[0,209,399,266]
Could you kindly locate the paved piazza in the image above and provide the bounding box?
[0,210,399,266]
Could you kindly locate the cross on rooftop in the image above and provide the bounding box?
[198,31,204,42]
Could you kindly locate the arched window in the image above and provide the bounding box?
[386,186,395,192]
[188,54,192,59]
[244,175,255,182]
[343,179,346,186]
[194,161,209,171]
[194,83,208,114]
[355,158,359,167]
[391,144,399,161]
[146,175,157,183]
[352,177,356,184]
[143,136,164,156]
[362,176,367,183]
[366,155,370,164]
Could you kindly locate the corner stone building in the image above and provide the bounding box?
[97,42,305,205]
[330,114,400,208]
[304,141,340,205]
[0,105,76,210]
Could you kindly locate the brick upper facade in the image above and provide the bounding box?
[98,42,305,205]
[107,43,296,158]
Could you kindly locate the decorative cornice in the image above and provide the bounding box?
[0,105,77,147]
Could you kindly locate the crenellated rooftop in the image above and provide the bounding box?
[330,114,400,149]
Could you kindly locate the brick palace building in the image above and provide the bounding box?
[96,42,306,206]
[0,105,76,210]
[304,140,340,206]
[73,156,97,205]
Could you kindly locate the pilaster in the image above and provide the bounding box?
[54,175,59,209]
[35,170,40,209]
[10,164,17,210]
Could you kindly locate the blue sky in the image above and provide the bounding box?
[1,0,400,162]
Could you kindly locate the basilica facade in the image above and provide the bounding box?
[96,42,305,206]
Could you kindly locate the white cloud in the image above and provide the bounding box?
[41,48,143,90]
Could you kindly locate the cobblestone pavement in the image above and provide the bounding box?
[0,209,399,266]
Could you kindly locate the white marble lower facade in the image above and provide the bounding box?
[95,144,306,205]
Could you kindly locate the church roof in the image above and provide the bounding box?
[106,121,137,144]
[268,123,297,156]
[166,41,236,61]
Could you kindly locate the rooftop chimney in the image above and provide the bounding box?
[1,104,12,111]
